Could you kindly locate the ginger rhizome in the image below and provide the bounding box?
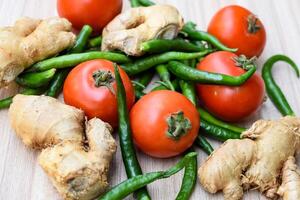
[198,116,300,200]
[9,95,117,200]
[0,17,75,87]
[101,5,184,56]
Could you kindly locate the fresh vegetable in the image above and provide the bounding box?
[45,69,70,97]
[156,64,175,90]
[196,51,265,122]
[181,22,237,52]
[16,69,56,88]
[100,152,197,200]
[130,0,142,7]
[152,79,180,91]
[57,0,122,32]
[277,157,300,199]
[9,95,116,199]
[130,90,200,158]
[0,88,45,109]
[88,36,102,48]
[133,71,154,99]
[141,39,206,54]
[194,136,214,155]
[208,5,266,57]
[63,59,135,127]
[102,5,184,56]
[114,63,150,200]
[0,17,75,87]
[262,55,299,116]
[198,116,300,200]
[139,0,155,6]
[27,51,131,72]
[168,60,257,86]
[122,50,212,75]
[69,25,93,53]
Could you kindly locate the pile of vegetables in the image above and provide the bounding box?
[0,0,299,199]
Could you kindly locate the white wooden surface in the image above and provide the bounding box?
[0,0,300,199]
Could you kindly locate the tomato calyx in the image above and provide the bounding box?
[166,111,192,140]
[233,55,257,70]
[247,15,261,34]
[92,70,115,94]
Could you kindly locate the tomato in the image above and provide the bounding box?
[57,0,122,32]
[130,90,200,158]
[63,59,135,127]
[208,5,266,58]
[196,51,265,122]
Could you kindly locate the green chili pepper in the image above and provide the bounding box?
[27,52,131,72]
[88,36,102,48]
[200,119,241,141]
[133,71,154,99]
[122,50,212,75]
[100,152,197,200]
[156,64,175,91]
[194,136,214,155]
[262,54,299,116]
[114,64,151,200]
[168,61,256,86]
[0,87,45,109]
[141,39,206,54]
[45,69,70,97]
[151,79,179,91]
[181,22,237,52]
[130,0,142,7]
[16,69,56,88]
[69,25,93,53]
[198,108,245,133]
[139,0,155,6]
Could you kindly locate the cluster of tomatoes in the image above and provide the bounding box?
[58,0,266,158]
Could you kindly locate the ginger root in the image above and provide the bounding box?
[0,17,75,87]
[9,95,117,200]
[198,116,300,200]
[277,156,300,200]
[101,5,184,56]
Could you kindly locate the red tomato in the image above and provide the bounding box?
[130,90,200,158]
[208,5,266,58]
[196,51,265,122]
[63,59,135,127]
[57,0,122,32]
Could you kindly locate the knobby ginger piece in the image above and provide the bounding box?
[9,94,84,149]
[198,139,256,200]
[0,17,75,87]
[277,156,300,200]
[101,5,184,56]
[38,118,117,200]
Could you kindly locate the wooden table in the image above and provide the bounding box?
[1,0,299,199]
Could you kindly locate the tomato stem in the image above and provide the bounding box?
[247,14,261,33]
[233,55,257,70]
[92,70,115,94]
[166,111,192,140]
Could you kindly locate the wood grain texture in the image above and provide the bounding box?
[0,0,300,199]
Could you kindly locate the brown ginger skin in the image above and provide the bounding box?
[101,5,184,56]
[198,116,300,200]
[0,17,75,87]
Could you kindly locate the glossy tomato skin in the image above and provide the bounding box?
[130,90,200,158]
[63,59,135,127]
[57,0,122,32]
[196,51,265,122]
[208,5,266,58]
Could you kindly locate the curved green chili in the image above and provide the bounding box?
[0,87,45,109]
[156,64,175,91]
[168,61,256,86]
[151,79,179,91]
[139,0,155,6]
[122,50,212,75]
[194,136,214,155]
[200,119,241,141]
[16,69,56,88]
[100,152,197,200]
[181,22,237,52]
[27,52,131,72]
[88,36,102,48]
[46,69,70,97]
[69,25,93,53]
[198,108,245,133]
[141,39,206,54]
[133,71,154,99]
[130,0,142,7]
[114,64,151,200]
[262,54,299,116]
